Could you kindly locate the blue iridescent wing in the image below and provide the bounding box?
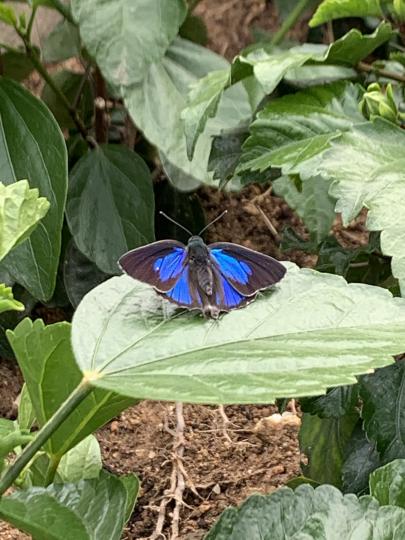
[160,265,203,310]
[214,271,250,311]
[209,242,286,296]
[118,240,187,292]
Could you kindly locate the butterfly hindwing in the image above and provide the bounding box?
[215,271,250,310]
[209,242,286,296]
[118,240,186,292]
[160,265,203,310]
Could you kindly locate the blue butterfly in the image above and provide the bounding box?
[118,212,286,319]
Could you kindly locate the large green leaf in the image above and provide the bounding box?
[0,471,128,540]
[0,180,50,262]
[0,284,23,314]
[238,81,364,178]
[315,119,405,294]
[66,145,154,274]
[299,412,358,487]
[310,0,384,26]
[370,459,405,508]
[7,319,135,457]
[71,264,405,404]
[360,361,405,463]
[71,0,187,87]
[0,78,68,301]
[300,385,359,418]
[123,37,253,190]
[206,484,405,539]
[273,175,335,243]
[183,23,392,153]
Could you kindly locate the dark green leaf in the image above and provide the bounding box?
[179,13,208,45]
[119,474,140,523]
[7,319,136,457]
[360,361,405,462]
[0,78,68,301]
[71,265,405,404]
[0,49,34,81]
[71,0,187,87]
[66,145,154,274]
[300,385,359,418]
[370,459,405,508]
[206,484,405,540]
[0,471,128,540]
[300,412,358,487]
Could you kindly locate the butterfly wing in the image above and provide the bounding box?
[160,265,203,310]
[118,240,187,292]
[209,242,286,296]
[214,269,251,311]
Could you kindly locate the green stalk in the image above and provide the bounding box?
[0,380,92,497]
[44,455,61,487]
[271,0,313,47]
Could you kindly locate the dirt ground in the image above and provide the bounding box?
[0,1,367,539]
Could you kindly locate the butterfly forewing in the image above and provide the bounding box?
[209,242,286,296]
[118,240,187,292]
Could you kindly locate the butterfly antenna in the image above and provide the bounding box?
[198,210,228,236]
[159,211,193,236]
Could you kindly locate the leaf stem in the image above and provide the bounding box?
[26,5,38,42]
[357,61,405,83]
[0,380,92,497]
[43,455,61,487]
[271,0,312,46]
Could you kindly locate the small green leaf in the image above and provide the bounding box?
[0,78,68,301]
[57,435,102,483]
[206,484,405,539]
[71,265,405,404]
[300,385,359,418]
[7,319,136,457]
[0,4,17,26]
[310,0,384,27]
[0,49,35,81]
[119,474,140,523]
[66,145,154,274]
[0,179,50,262]
[17,383,36,431]
[316,119,405,294]
[300,412,358,487]
[273,175,336,243]
[360,361,405,462]
[0,284,24,314]
[71,0,187,87]
[0,471,128,540]
[42,19,81,63]
[370,459,405,508]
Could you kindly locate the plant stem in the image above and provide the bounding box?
[0,380,92,497]
[271,0,312,46]
[26,5,38,42]
[43,455,61,487]
[357,61,405,83]
[50,0,75,24]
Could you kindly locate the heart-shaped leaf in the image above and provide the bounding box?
[71,264,405,404]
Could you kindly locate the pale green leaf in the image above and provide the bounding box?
[0,4,17,26]
[123,38,253,190]
[310,0,384,27]
[0,179,50,262]
[0,471,128,540]
[315,119,405,294]
[7,319,136,457]
[0,284,24,314]
[71,0,187,87]
[42,19,80,63]
[66,145,154,274]
[206,484,405,539]
[370,459,405,508]
[0,78,68,301]
[273,175,336,243]
[71,265,405,404]
[57,435,102,483]
[17,383,35,431]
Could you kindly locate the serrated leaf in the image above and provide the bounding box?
[71,0,187,87]
[360,361,405,462]
[0,471,128,540]
[57,435,102,483]
[0,78,67,301]
[370,459,405,508]
[238,81,364,178]
[7,319,135,457]
[310,0,384,27]
[206,484,405,539]
[273,175,335,243]
[66,145,154,274]
[123,38,253,190]
[71,264,405,404]
[300,412,358,487]
[315,119,405,294]
[0,284,24,314]
[0,180,50,262]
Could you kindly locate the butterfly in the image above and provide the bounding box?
[118,211,286,319]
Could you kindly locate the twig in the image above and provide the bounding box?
[218,405,234,443]
[94,67,108,144]
[357,61,405,84]
[255,204,281,243]
[271,0,313,46]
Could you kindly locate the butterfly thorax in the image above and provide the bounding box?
[187,236,214,296]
